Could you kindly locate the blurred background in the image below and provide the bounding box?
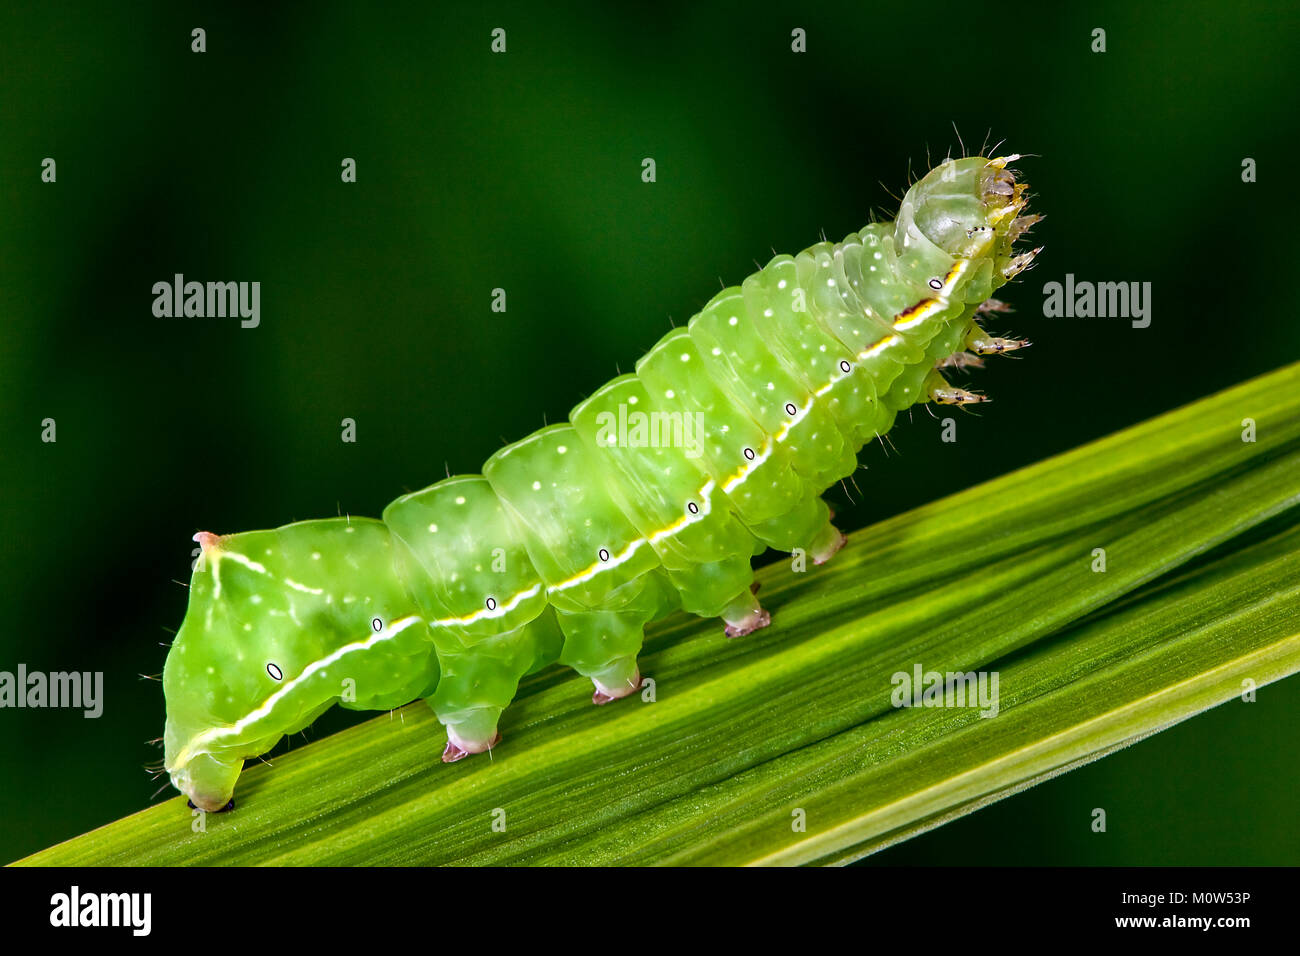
[2,0,1297,864]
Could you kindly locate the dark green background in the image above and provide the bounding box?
[2,1,1297,865]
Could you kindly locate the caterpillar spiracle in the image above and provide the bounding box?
[162,153,1040,811]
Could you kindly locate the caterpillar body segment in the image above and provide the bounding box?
[163,520,440,810]
[162,154,1039,810]
[569,375,761,620]
[382,476,561,760]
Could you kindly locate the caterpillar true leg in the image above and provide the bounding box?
[966,328,1032,355]
[1002,245,1043,277]
[936,352,986,370]
[926,370,991,406]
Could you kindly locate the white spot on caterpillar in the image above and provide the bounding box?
[428,523,438,533]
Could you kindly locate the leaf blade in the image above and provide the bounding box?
[14,362,1300,867]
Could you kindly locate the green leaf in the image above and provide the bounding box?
[15,362,1300,866]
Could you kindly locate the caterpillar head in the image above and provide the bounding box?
[162,520,436,811]
[904,155,1032,262]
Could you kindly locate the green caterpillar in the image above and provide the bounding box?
[162,153,1039,811]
